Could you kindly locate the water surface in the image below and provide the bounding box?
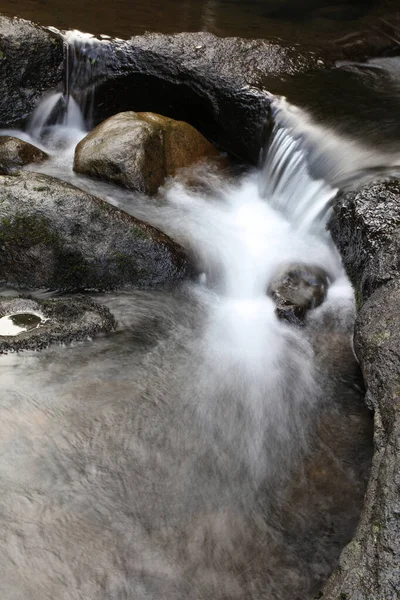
[1,0,398,45]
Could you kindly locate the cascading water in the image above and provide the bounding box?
[27,30,110,148]
[0,33,375,600]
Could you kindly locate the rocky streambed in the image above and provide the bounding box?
[0,13,399,600]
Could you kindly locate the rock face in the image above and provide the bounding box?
[73,31,332,164]
[74,111,221,194]
[0,17,333,164]
[0,16,64,128]
[322,181,400,599]
[0,172,189,291]
[0,135,48,174]
[267,263,329,324]
[329,180,400,303]
[0,295,116,353]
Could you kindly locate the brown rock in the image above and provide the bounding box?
[0,135,48,174]
[74,111,222,195]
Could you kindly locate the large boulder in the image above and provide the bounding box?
[0,14,399,165]
[329,180,400,303]
[0,171,189,291]
[0,135,48,174]
[0,17,334,163]
[74,111,222,194]
[321,181,400,599]
[0,16,64,128]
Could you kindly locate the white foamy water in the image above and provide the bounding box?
[0,52,378,598]
[0,96,356,478]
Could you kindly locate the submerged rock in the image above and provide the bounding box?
[0,16,64,128]
[267,263,329,324]
[74,111,222,194]
[0,295,116,353]
[0,171,190,291]
[0,135,48,174]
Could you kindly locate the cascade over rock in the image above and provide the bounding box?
[0,15,334,163]
[74,111,222,194]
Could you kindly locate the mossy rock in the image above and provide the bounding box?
[0,295,116,354]
[0,172,190,291]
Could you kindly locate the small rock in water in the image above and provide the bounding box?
[267,263,329,325]
[0,296,116,353]
[0,136,48,174]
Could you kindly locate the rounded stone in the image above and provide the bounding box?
[0,135,48,174]
[267,263,329,324]
[74,111,223,194]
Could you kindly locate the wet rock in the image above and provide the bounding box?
[329,180,400,303]
[267,263,329,324]
[0,135,48,174]
[322,180,400,599]
[321,279,400,600]
[0,295,116,353]
[0,171,190,291]
[74,111,222,194]
[0,15,64,128]
[72,31,332,164]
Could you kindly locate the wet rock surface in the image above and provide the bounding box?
[79,31,332,164]
[0,15,64,128]
[321,280,400,600]
[74,111,221,194]
[324,183,400,599]
[329,180,400,303]
[268,263,329,324]
[0,171,190,291]
[0,135,48,174]
[0,295,116,353]
[1,14,399,168]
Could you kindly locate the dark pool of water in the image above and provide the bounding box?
[1,0,399,44]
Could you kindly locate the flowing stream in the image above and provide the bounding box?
[0,31,378,600]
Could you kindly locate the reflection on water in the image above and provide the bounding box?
[0,0,398,43]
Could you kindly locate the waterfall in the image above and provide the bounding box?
[0,27,377,600]
[27,30,110,144]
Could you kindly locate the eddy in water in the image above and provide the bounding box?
[0,84,373,598]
